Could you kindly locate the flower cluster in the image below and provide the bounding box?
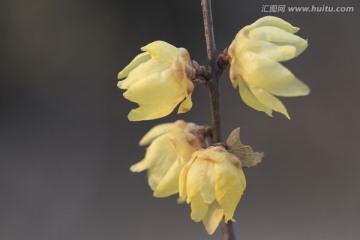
[179,146,246,234]
[118,17,309,121]
[118,16,310,235]
[130,120,205,197]
[131,120,246,234]
[228,16,310,118]
[118,41,194,121]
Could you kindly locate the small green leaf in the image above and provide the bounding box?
[226,128,264,168]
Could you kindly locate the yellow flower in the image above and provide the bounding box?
[118,41,195,121]
[228,16,310,119]
[130,120,205,197]
[179,146,246,235]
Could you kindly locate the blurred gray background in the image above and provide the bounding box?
[1,0,359,239]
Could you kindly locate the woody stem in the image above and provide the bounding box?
[201,0,235,239]
[201,0,222,143]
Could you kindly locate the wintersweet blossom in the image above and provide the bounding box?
[130,120,205,197]
[118,41,195,121]
[228,16,310,119]
[179,146,246,234]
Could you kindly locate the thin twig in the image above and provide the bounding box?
[201,0,217,66]
[201,0,222,143]
[220,219,236,240]
[200,0,236,239]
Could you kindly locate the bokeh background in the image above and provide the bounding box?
[1,0,359,239]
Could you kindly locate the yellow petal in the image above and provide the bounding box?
[238,78,273,116]
[127,101,179,121]
[118,52,151,79]
[202,201,223,235]
[129,160,148,173]
[239,51,295,89]
[147,140,177,191]
[177,93,193,113]
[123,70,182,104]
[218,169,246,222]
[200,163,216,204]
[179,157,195,198]
[139,123,176,146]
[186,157,208,201]
[117,59,166,89]
[130,135,174,173]
[141,40,178,65]
[173,131,201,161]
[195,148,226,164]
[249,26,308,56]
[244,40,299,62]
[190,194,209,222]
[265,77,310,97]
[250,16,300,33]
[177,196,186,204]
[153,158,183,198]
[249,85,290,119]
[214,158,238,202]
[229,61,239,88]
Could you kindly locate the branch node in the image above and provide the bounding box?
[217,48,230,71]
[191,60,211,80]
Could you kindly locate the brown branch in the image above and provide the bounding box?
[220,219,236,240]
[201,0,235,239]
[201,0,222,143]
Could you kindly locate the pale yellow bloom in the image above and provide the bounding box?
[228,16,310,119]
[179,146,246,235]
[130,120,205,197]
[118,41,195,121]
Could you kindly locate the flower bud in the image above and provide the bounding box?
[131,120,205,197]
[118,41,195,121]
[179,146,246,234]
[228,16,310,119]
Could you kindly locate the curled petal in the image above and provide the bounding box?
[249,26,308,56]
[117,52,151,79]
[250,16,300,33]
[127,101,179,121]
[141,40,178,64]
[139,123,176,146]
[238,78,273,116]
[130,136,175,173]
[242,40,299,62]
[249,85,290,119]
[117,59,166,89]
